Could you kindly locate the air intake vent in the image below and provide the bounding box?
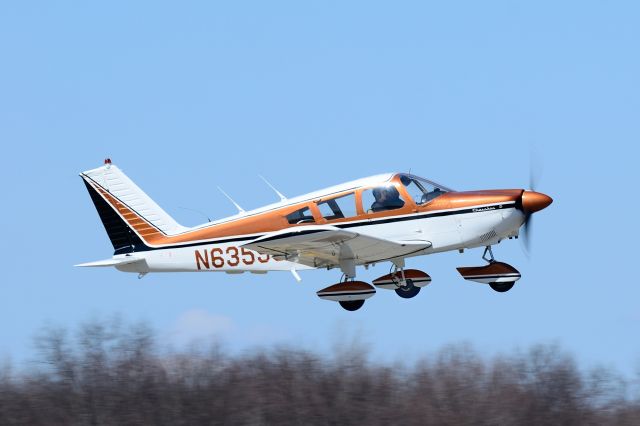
[480,230,497,242]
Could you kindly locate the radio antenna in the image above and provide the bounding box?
[259,175,287,202]
[217,187,245,214]
[178,206,211,223]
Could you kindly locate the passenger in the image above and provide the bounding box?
[371,186,405,212]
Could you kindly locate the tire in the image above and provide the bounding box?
[339,300,365,311]
[489,282,515,293]
[395,280,421,299]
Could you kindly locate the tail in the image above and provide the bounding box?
[80,160,187,254]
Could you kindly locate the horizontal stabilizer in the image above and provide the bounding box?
[75,257,144,268]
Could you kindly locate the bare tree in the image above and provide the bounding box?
[0,320,637,425]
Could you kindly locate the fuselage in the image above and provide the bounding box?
[109,173,528,275]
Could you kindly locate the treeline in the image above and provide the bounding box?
[0,320,638,425]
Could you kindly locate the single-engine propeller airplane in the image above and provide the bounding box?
[77,159,552,311]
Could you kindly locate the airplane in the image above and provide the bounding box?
[77,159,552,311]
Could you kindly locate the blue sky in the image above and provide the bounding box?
[1,1,638,373]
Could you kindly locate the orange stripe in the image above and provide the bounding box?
[91,175,522,247]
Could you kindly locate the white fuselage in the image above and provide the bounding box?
[116,203,525,276]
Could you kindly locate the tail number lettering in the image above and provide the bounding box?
[195,247,275,270]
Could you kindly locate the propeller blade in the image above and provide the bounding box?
[529,147,543,191]
[522,146,545,258]
[529,164,537,192]
[521,213,533,257]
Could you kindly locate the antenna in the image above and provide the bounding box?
[259,175,287,202]
[178,206,211,223]
[217,187,245,214]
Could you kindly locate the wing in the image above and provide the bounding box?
[241,225,431,270]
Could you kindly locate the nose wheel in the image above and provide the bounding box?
[489,282,515,293]
[457,246,521,293]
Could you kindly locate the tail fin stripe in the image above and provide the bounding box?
[82,179,149,254]
[81,164,187,235]
[90,180,166,237]
[81,173,167,242]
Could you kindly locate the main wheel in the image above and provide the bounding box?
[395,280,421,299]
[489,282,515,293]
[339,300,365,311]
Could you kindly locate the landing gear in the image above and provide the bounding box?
[395,280,421,298]
[372,265,431,299]
[316,274,376,311]
[456,246,522,292]
[489,282,514,293]
[482,245,495,263]
[339,300,365,311]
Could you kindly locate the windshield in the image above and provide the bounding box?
[399,174,450,205]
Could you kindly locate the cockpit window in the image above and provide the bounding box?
[362,185,405,213]
[286,206,315,224]
[317,193,357,220]
[400,174,448,205]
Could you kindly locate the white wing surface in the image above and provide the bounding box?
[242,225,431,269]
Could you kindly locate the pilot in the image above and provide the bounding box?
[371,186,405,212]
[423,187,442,203]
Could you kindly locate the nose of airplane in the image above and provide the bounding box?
[521,191,553,214]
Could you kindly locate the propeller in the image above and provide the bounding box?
[520,150,545,257]
[521,206,533,256]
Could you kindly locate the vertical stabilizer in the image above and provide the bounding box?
[80,161,187,253]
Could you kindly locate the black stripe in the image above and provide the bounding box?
[149,203,516,251]
[317,291,376,297]
[86,184,516,253]
[198,203,514,248]
[374,278,431,284]
[463,274,521,279]
[336,203,516,229]
[184,203,515,251]
[82,179,149,254]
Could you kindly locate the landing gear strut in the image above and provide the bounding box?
[483,246,516,293]
[482,246,495,263]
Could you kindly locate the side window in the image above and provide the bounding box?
[362,185,405,213]
[317,193,357,220]
[285,206,315,224]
